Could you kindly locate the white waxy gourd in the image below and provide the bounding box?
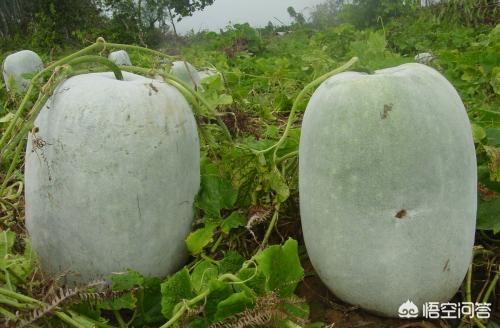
[170,61,201,89]
[25,72,200,284]
[299,63,477,317]
[2,50,44,92]
[108,50,132,66]
[198,68,218,80]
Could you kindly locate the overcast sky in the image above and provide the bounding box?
[176,0,325,34]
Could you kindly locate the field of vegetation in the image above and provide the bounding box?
[0,0,499,327]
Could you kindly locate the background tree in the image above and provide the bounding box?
[103,0,215,40]
[310,0,344,28]
[287,6,306,25]
[0,0,217,51]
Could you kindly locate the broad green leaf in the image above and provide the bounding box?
[486,128,500,146]
[237,267,267,295]
[269,167,290,202]
[476,197,500,234]
[204,280,234,322]
[191,260,219,292]
[282,301,309,321]
[219,251,245,274]
[197,164,237,216]
[188,318,210,328]
[6,239,36,283]
[161,268,194,319]
[221,211,246,234]
[67,311,111,327]
[217,94,233,106]
[135,276,164,325]
[484,146,500,182]
[490,67,500,95]
[201,74,223,89]
[214,291,254,321]
[100,270,145,310]
[253,238,304,297]
[109,270,144,290]
[478,165,500,193]
[186,222,218,255]
[471,123,486,143]
[99,294,137,310]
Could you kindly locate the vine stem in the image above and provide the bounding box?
[475,319,487,328]
[210,234,224,253]
[260,204,281,250]
[1,67,69,157]
[276,150,298,165]
[158,274,247,328]
[458,262,474,328]
[466,263,472,304]
[253,57,358,161]
[67,55,123,80]
[0,37,175,152]
[0,305,17,320]
[481,271,499,304]
[113,310,127,328]
[0,287,44,305]
[159,289,210,328]
[54,312,88,328]
[0,297,37,309]
[161,72,232,142]
[0,141,23,196]
[0,287,110,328]
[103,41,176,61]
[0,40,105,150]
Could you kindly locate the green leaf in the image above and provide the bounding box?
[253,238,304,297]
[161,267,195,319]
[0,113,14,123]
[188,318,210,328]
[191,260,219,292]
[0,235,35,283]
[490,67,500,95]
[477,197,500,234]
[217,94,233,106]
[99,294,137,310]
[186,222,218,255]
[99,270,145,311]
[486,128,500,146]
[0,230,15,258]
[237,267,267,295]
[135,276,164,325]
[306,323,326,328]
[269,167,290,202]
[484,146,500,182]
[197,164,237,216]
[109,270,144,290]
[282,301,309,321]
[204,280,234,322]
[471,123,486,143]
[218,251,245,274]
[214,291,254,321]
[221,211,246,234]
